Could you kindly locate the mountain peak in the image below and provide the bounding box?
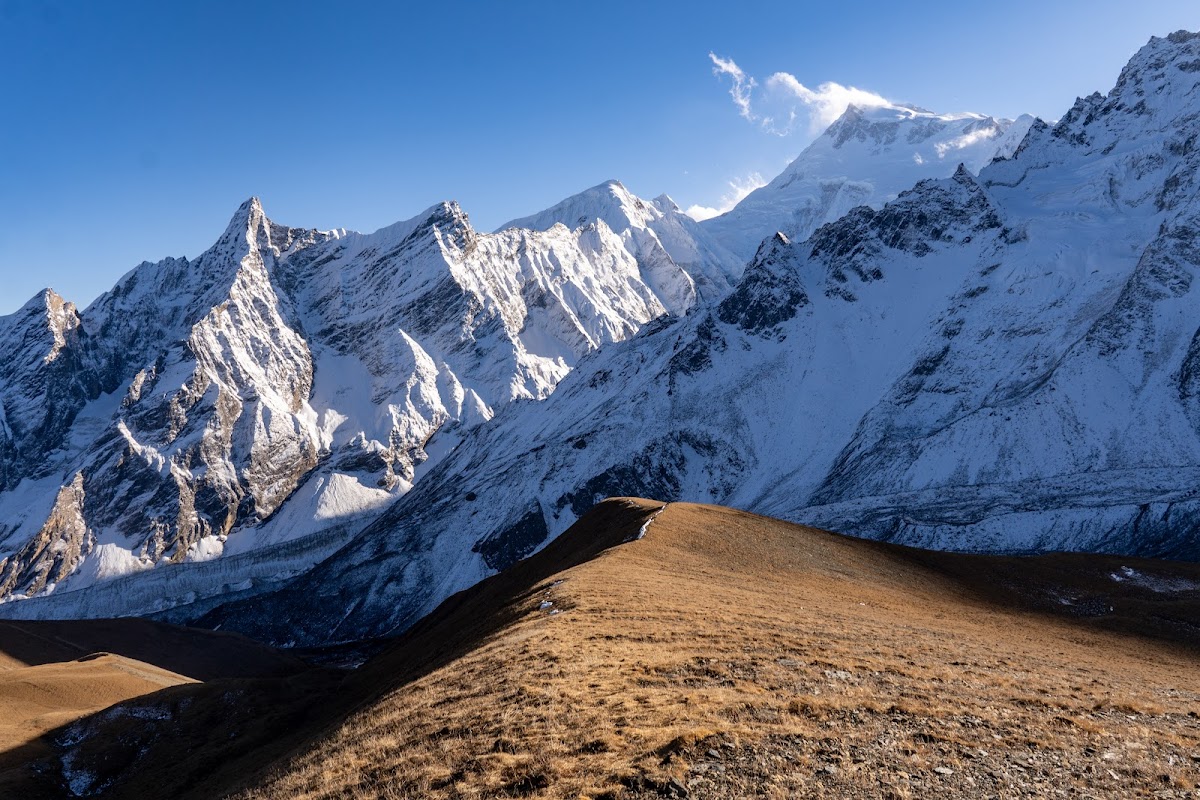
[1107,29,1200,116]
[652,193,680,213]
[498,179,658,234]
[1039,28,1200,154]
[27,286,59,308]
[2,287,82,367]
[213,196,273,257]
[212,195,324,263]
[436,199,468,221]
[703,99,1023,260]
[224,196,266,235]
[716,229,807,334]
[823,103,993,150]
[424,200,472,235]
[9,287,73,321]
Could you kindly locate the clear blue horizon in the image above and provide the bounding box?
[1,0,1196,315]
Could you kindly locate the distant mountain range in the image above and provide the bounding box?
[1,32,1198,647]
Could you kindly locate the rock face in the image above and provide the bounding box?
[186,31,1200,647]
[0,186,735,609]
[0,291,95,492]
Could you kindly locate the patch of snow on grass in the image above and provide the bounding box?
[633,503,669,541]
[1110,565,1200,593]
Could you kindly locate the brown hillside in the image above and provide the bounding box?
[10,499,1200,799]
[231,500,1200,799]
[0,615,317,798]
[0,617,308,679]
[0,653,194,751]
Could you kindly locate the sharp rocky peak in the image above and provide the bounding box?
[9,287,72,321]
[1049,30,1200,147]
[414,200,476,255]
[210,196,337,268]
[229,195,266,225]
[418,199,473,236]
[1,288,82,361]
[716,231,808,335]
[1118,30,1200,88]
[220,196,268,244]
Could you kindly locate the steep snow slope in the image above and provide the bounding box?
[501,180,744,307]
[190,31,1200,647]
[799,30,1200,550]
[703,104,1035,260]
[0,186,707,609]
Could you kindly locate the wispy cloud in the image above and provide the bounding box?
[934,127,999,158]
[709,53,892,136]
[684,173,768,221]
[709,53,756,122]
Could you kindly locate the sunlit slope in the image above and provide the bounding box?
[232,499,1200,799]
[0,653,194,752]
[0,616,315,799]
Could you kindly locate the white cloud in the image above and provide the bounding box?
[934,127,999,158]
[684,204,723,222]
[684,173,768,221]
[709,53,756,122]
[709,53,893,136]
[766,73,892,133]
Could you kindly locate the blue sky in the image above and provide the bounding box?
[1,0,1196,314]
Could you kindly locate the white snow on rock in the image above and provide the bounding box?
[702,104,1033,260]
[171,31,1200,648]
[502,180,744,306]
[633,503,668,541]
[0,183,730,610]
[5,32,1200,645]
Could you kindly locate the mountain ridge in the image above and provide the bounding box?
[0,185,727,609]
[11,499,1198,799]
[149,28,1200,648]
[700,101,1035,260]
[3,31,1199,641]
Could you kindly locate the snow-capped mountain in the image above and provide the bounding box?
[6,30,1199,647]
[175,30,1200,647]
[702,103,1035,260]
[501,179,744,307]
[0,186,732,609]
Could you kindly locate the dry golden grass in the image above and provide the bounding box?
[225,500,1200,799]
[0,615,315,798]
[0,652,196,799]
[0,653,194,753]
